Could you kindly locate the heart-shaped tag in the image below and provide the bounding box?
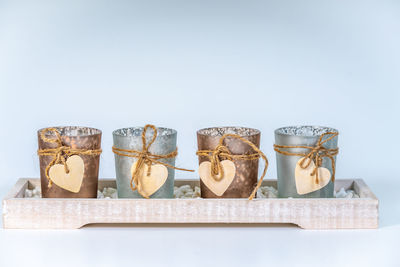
[295,157,331,195]
[130,161,168,198]
[198,160,236,196]
[48,155,85,193]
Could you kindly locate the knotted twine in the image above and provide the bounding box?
[274,132,339,184]
[37,128,102,187]
[196,134,269,200]
[112,124,194,198]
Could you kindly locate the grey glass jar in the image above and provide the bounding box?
[274,126,338,198]
[112,127,177,198]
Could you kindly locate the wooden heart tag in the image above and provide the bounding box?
[199,160,236,196]
[295,157,331,195]
[130,161,168,198]
[49,155,85,193]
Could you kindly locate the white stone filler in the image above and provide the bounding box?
[24,187,41,198]
[334,187,360,198]
[24,185,359,199]
[97,187,118,199]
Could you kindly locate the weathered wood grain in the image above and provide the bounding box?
[2,178,378,229]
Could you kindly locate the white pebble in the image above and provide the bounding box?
[335,188,347,198]
[335,187,360,198]
[98,187,118,198]
[25,189,33,198]
[108,188,117,194]
[194,186,201,197]
[257,186,278,198]
[180,185,191,193]
[97,190,104,198]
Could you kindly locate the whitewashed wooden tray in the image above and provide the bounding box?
[2,178,378,229]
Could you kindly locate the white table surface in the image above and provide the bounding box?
[1,178,399,267]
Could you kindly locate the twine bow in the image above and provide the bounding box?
[274,132,339,184]
[37,128,102,187]
[196,134,268,200]
[112,124,194,198]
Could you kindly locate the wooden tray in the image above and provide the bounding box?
[2,178,378,229]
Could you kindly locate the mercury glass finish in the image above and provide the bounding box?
[113,127,177,198]
[275,126,338,198]
[197,126,261,198]
[38,126,102,198]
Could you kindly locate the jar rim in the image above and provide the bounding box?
[197,126,260,137]
[275,125,338,138]
[113,127,177,137]
[38,126,102,137]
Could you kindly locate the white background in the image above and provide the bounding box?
[0,0,399,266]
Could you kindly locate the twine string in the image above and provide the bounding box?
[196,133,268,200]
[37,128,102,187]
[274,132,339,184]
[112,124,194,198]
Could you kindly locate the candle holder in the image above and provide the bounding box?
[38,126,102,198]
[197,126,261,198]
[112,126,177,198]
[274,126,339,198]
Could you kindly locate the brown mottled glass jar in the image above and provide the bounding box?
[38,126,102,198]
[197,126,261,198]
